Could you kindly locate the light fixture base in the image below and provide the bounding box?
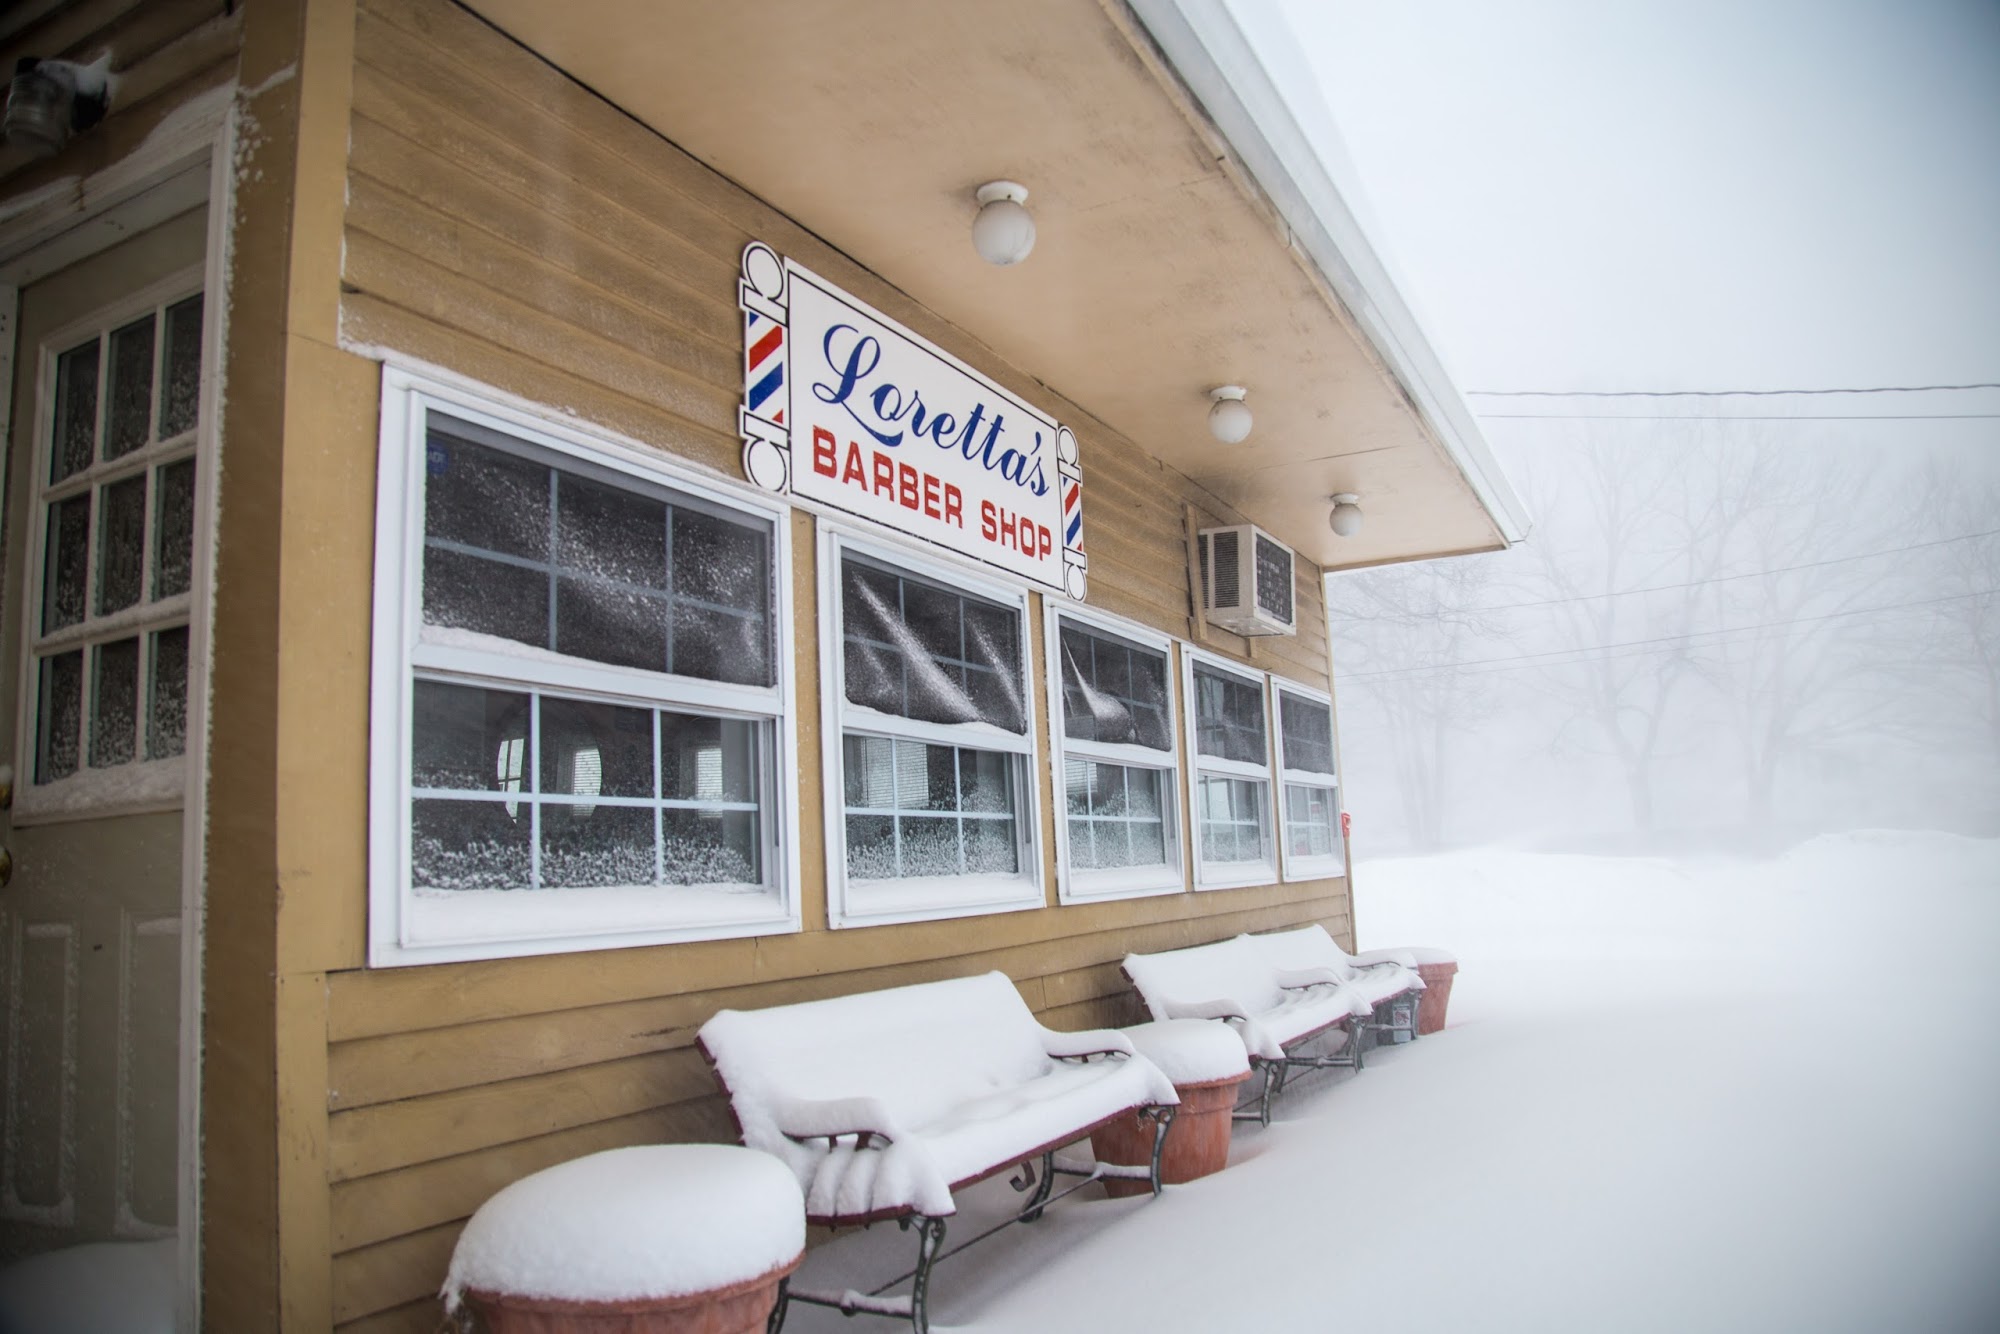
[1330,492,1359,505]
[1208,385,1248,403]
[976,180,1029,206]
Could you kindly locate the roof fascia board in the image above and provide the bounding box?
[1127,0,1532,545]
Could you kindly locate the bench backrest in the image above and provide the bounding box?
[1123,936,1285,1022]
[698,971,1053,1150]
[1244,924,1354,981]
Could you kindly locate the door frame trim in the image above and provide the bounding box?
[0,83,237,1334]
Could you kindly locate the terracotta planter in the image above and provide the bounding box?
[1091,1073,1250,1198]
[462,1257,799,1334]
[1416,960,1458,1035]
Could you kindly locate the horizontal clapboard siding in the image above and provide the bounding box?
[326,0,1350,1325]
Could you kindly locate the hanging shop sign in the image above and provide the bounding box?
[736,242,1087,599]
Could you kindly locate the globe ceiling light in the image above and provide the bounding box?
[971,181,1035,266]
[1328,493,1364,538]
[1207,386,1252,445]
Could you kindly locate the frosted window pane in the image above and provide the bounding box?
[424,435,549,561]
[555,472,664,590]
[845,814,897,879]
[51,338,98,485]
[661,713,756,803]
[410,681,531,793]
[152,458,195,600]
[670,602,766,686]
[1067,818,1097,869]
[1063,758,1090,815]
[539,697,653,799]
[158,295,203,438]
[661,809,759,884]
[841,734,1020,879]
[37,651,82,783]
[897,816,962,877]
[412,799,530,892]
[1199,775,1267,865]
[1064,761,1168,875]
[554,575,666,671]
[541,804,656,888]
[673,507,769,614]
[1286,783,1338,859]
[95,475,147,616]
[104,315,155,460]
[1194,667,1266,763]
[90,637,139,768]
[959,749,1010,813]
[1059,624,1170,750]
[424,546,549,648]
[147,627,189,760]
[963,817,1018,874]
[41,495,89,633]
[1280,694,1335,776]
[840,556,1022,730]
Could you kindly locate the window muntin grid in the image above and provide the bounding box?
[28,290,203,795]
[1064,759,1169,871]
[839,556,1024,732]
[1193,664,1267,765]
[1284,782,1339,860]
[1278,692,1336,777]
[841,736,1020,879]
[1198,775,1270,865]
[408,681,768,894]
[1057,624,1170,751]
[421,429,774,687]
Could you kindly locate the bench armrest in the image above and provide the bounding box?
[1039,1026,1136,1062]
[1157,995,1255,1024]
[771,1094,909,1148]
[1273,964,1347,990]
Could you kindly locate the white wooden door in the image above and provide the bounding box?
[0,205,207,1261]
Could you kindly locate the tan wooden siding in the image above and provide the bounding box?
[323,0,1351,1325]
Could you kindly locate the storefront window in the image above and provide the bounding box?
[1184,653,1275,888]
[1048,611,1184,901]
[1275,687,1344,878]
[823,533,1041,926]
[369,370,797,966]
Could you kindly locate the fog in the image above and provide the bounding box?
[1328,426,2000,855]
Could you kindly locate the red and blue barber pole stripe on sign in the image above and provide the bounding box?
[744,313,785,422]
[738,242,792,494]
[1056,425,1087,600]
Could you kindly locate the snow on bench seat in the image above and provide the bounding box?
[1121,935,1370,1062]
[1246,924,1430,1010]
[697,971,1178,1225]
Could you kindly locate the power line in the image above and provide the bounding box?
[1466,383,2000,399]
[1339,585,1999,681]
[1438,528,2000,614]
[1477,411,2000,421]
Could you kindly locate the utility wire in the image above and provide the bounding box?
[1466,383,2000,399]
[1339,585,1999,681]
[1436,528,2000,614]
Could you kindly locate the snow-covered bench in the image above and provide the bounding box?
[1122,934,1374,1126]
[1246,924,1429,1048]
[697,971,1180,1333]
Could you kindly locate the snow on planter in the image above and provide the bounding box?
[441,1144,804,1311]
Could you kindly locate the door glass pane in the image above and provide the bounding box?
[36,650,83,782]
[90,636,140,768]
[51,337,99,484]
[96,474,147,615]
[158,294,203,438]
[148,626,190,760]
[104,314,155,460]
[153,458,195,600]
[41,494,90,633]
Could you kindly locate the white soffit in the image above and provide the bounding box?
[1131,0,1533,546]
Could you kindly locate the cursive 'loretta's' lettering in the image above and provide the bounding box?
[811,322,1049,497]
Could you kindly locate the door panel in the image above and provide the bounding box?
[0,205,206,1261]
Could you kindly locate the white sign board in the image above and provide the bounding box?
[736,244,1087,599]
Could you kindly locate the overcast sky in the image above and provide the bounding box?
[1262,0,2000,415]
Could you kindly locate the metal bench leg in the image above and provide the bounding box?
[1014,1150,1058,1222]
[1261,1059,1286,1125]
[766,1276,790,1334]
[907,1214,947,1334]
[1140,1104,1178,1196]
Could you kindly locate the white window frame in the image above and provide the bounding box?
[819,524,1044,928]
[1045,604,1185,902]
[11,267,209,824]
[1272,680,1345,881]
[368,365,800,966]
[1181,646,1278,890]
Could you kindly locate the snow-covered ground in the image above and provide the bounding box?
[785,831,2000,1333]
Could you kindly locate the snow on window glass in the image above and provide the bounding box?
[104,315,155,461]
[157,296,203,439]
[148,627,189,760]
[37,651,83,783]
[841,735,1018,879]
[410,680,767,893]
[840,557,1023,732]
[41,495,89,634]
[95,474,147,616]
[1285,783,1339,859]
[1199,775,1267,864]
[422,433,772,685]
[1065,759,1168,871]
[152,459,196,600]
[1059,624,1170,750]
[90,637,140,768]
[1280,693,1335,776]
[1194,666,1266,763]
[51,338,98,485]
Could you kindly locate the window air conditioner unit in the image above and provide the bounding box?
[1197,524,1297,637]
